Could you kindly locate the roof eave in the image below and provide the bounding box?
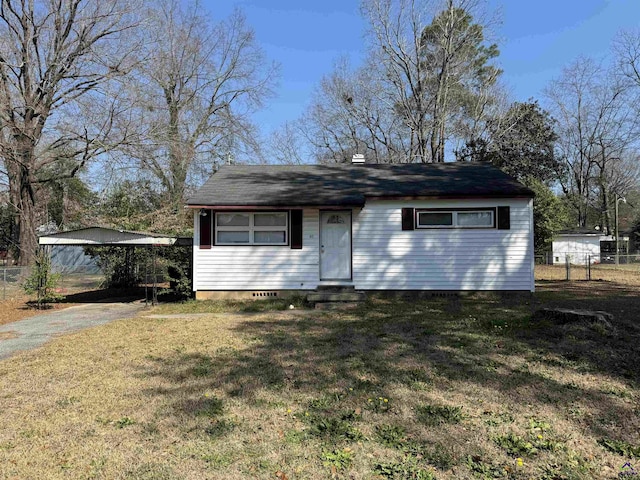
[365,193,535,200]
[186,203,366,210]
[186,192,534,209]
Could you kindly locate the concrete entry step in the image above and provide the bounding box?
[307,292,366,303]
[316,285,356,292]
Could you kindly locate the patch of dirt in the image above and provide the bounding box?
[0,296,40,326]
[0,296,74,326]
[0,331,19,340]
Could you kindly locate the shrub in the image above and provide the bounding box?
[22,250,64,307]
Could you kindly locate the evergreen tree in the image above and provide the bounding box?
[419,4,501,162]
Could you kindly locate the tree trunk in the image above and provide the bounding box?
[577,198,588,228]
[164,85,189,212]
[16,196,37,266]
[599,168,612,233]
[8,157,39,266]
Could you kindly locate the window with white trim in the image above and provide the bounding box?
[215,212,288,245]
[416,209,495,229]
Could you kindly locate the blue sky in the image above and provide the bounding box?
[205,0,640,135]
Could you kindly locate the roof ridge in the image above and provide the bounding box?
[218,161,485,167]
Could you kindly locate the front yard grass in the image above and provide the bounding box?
[0,282,639,479]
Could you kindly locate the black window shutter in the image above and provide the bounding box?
[290,210,303,249]
[401,208,414,230]
[497,206,510,230]
[199,210,212,248]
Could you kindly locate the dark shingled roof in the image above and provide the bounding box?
[187,162,534,207]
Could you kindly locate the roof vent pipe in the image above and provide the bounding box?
[352,153,365,164]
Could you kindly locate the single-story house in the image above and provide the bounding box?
[552,229,628,265]
[186,161,535,299]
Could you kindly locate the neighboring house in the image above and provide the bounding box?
[187,160,535,298]
[552,229,626,265]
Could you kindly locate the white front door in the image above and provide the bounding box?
[320,210,352,280]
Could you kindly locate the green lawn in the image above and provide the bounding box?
[0,282,638,479]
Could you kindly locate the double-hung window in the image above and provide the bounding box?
[215,212,288,245]
[416,209,495,229]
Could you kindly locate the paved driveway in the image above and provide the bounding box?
[0,303,145,360]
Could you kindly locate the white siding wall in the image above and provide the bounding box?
[193,209,320,291]
[552,235,603,265]
[352,199,534,291]
[193,199,534,293]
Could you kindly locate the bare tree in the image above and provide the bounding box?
[613,29,640,88]
[303,57,407,164]
[267,121,307,165]
[361,0,500,162]
[545,57,640,228]
[117,0,278,209]
[0,0,139,264]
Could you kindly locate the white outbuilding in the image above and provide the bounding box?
[551,229,614,265]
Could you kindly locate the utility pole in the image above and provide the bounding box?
[615,194,627,265]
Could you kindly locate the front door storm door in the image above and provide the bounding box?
[320,210,352,280]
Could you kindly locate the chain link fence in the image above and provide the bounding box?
[536,254,640,285]
[1,244,190,304]
[0,266,30,300]
[0,265,107,301]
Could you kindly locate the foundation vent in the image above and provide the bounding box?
[429,292,459,298]
[252,292,279,297]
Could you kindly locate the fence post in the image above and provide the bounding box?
[587,255,591,280]
[2,268,5,301]
[144,247,149,307]
[565,255,570,281]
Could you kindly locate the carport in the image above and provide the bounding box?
[38,227,192,304]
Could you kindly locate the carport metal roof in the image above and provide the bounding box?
[38,227,191,246]
[37,227,192,306]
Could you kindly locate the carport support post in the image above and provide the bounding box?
[152,244,157,306]
[144,246,149,306]
[125,247,133,285]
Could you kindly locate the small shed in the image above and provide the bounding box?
[551,229,628,265]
